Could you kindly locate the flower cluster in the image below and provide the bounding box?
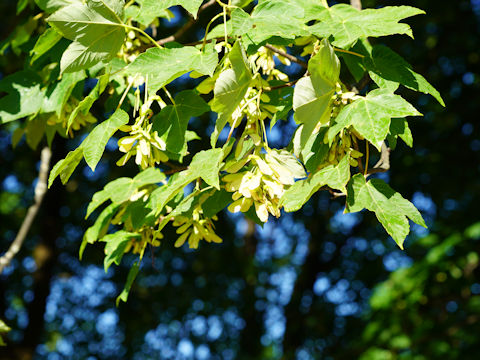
[223,150,306,222]
[250,46,290,81]
[173,207,222,249]
[117,122,169,169]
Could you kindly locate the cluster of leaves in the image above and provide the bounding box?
[0,0,443,302]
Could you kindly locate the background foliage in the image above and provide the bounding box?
[0,0,479,359]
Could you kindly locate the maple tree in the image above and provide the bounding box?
[0,0,444,304]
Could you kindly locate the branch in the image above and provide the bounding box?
[157,0,217,46]
[264,44,308,69]
[350,0,362,10]
[0,147,52,274]
[366,142,391,176]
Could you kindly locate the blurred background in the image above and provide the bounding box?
[0,0,479,359]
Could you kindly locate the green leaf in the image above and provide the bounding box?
[153,90,209,154]
[0,71,44,124]
[127,0,172,25]
[308,39,341,93]
[365,45,445,106]
[346,174,426,249]
[67,73,110,130]
[299,127,330,173]
[189,148,224,189]
[82,108,129,171]
[266,149,306,180]
[25,117,47,150]
[30,27,63,64]
[0,319,11,347]
[125,46,218,95]
[267,85,293,129]
[230,1,308,46]
[309,4,425,48]
[47,0,126,72]
[116,260,140,305]
[104,167,166,204]
[102,231,140,271]
[389,118,413,148]
[292,40,339,148]
[158,0,203,18]
[85,189,110,218]
[211,41,252,146]
[202,189,233,218]
[35,0,82,13]
[149,171,198,215]
[327,89,421,151]
[293,77,333,148]
[81,202,120,259]
[281,155,350,212]
[42,71,86,116]
[48,147,84,188]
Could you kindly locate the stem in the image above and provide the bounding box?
[334,48,364,58]
[117,76,135,110]
[258,90,269,149]
[320,0,329,7]
[364,141,369,176]
[163,86,175,105]
[223,1,229,53]
[265,44,308,69]
[264,78,302,92]
[202,12,225,51]
[226,94,259,143]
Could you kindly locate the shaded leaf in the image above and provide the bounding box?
[153,90,209,153]
[365,45,445,106]
[80,202,120,259]
[0,71,44,124]
[116,260,140,305]
[48,147,84,188]
[102,231,140,271]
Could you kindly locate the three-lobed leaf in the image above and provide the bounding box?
[309,4,425,48]
[126,46,218,96]
[346,174,426,249]
[153,90,209,154]
[327,89,421,150]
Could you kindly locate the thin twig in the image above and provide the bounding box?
[265,44,308,69]
[264,78,302,92]
[157,0,217,46]
[0,147,52,274]
[366,142,391,176]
